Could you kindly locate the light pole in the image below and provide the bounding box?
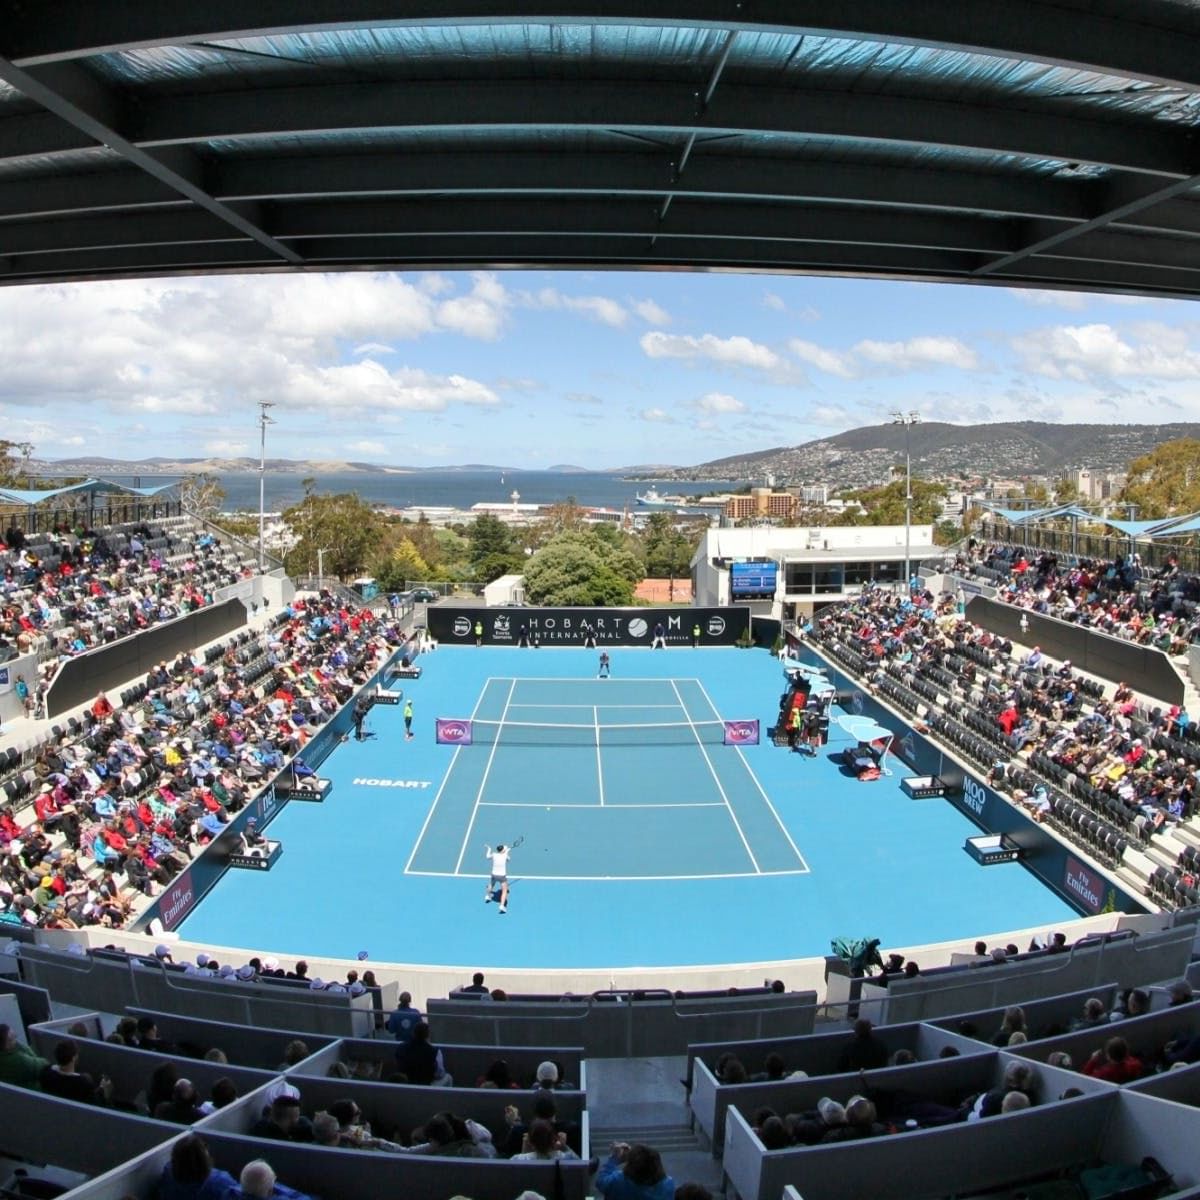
[892,411,921,593]
[316,547,330,593]
[257,399,275,571]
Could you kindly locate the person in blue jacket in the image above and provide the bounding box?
[156,1134,237,1200]
[596,1142,675,1200]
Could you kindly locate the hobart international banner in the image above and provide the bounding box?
[427,605,751,648]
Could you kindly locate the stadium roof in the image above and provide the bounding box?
[0,479,176,506]
[4,4,1200,294]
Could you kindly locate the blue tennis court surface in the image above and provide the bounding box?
[407,676,806,879]
[179,646,1076,969]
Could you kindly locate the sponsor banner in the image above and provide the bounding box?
[723,719,760,746]
[961,774,990,818]
[353,778,433,788]
[1064,855,1107,914]
[159,867,196,932]
[436,718,473,746]
[429,606,750,647]
[257,784,278,826]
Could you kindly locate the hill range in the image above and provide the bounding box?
[29,422,1198,491]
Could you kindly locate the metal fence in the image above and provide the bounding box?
[978,521,1200,574]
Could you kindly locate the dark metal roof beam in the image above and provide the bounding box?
[6,1,1200,93]
[0,56,303,263]
[0,170,184,223]
[974,167,1200,275]
[213,152,1097,222]
[100,80,1197,180]
[661,28,736,224]
[265,195,1021,254]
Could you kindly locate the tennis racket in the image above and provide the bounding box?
[511,835,525,849]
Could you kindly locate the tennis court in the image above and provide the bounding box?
[177,645,1077,969]
[406,676,807,880]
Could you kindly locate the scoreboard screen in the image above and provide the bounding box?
[730,561,778,596]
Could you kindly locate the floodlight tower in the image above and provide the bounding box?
[892,411,921,592]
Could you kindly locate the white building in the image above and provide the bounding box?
[691,523,936,619]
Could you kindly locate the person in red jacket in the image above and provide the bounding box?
[91,692,113,720]
[1081,1037,1144,1084]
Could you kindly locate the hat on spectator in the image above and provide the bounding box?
[39,876,53,889]
[218,964,235,978]
[348,982,366,997]
[263,957,279,971]
[236,964,255,980]
[154,944,171,958]
[196,952,210,967]
[536,1062,559,1084]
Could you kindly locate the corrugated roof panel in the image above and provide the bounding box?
[0,145,122,180]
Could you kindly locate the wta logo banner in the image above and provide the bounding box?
[436,718,473,745]
[1064,855,1105,913]
[723,720,760,746]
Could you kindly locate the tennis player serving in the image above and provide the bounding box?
[484,837,522,914]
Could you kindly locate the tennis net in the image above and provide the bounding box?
[435,717,759,747]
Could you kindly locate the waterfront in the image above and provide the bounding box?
[214,469,734,514]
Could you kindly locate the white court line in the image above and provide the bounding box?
[506,702,680,710]
[670,679,761,874]
[692,678,810,874]
[451,677,517,875]
[407,867,809,881]
[594,705,605,807]
[403,678,495,875]
[477,801,728,809]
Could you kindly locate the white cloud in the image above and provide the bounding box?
[283,361,500,412]
[853,336,979,370]
[205,439,250,455]
[419,273,455,296]
[789,338,857,379]
[128,395,219,415]
[640,331,781,371]
[1012,288,1089,311]
[435,271,511,340]
[632,298,671,326]
[640,407,673,422]
[1011,322,1200,381]
[695,391,745,413]
[346,439,387,456]
[529,287,629,328]
[353,342,395,357]
[763,292,787,312]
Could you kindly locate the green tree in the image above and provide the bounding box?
[524,535,634,605]
[831,479,947,526]
[375,536,430,590]
[0,440,33,489]
[1054,477,1080,503]
[281,491,385,580]
[1119,437,1200,519]
[466,513,524,584]
[179,471,226,521]
[640,512,694,578]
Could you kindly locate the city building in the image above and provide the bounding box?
[722,488,799,522]
[691,523,937,620]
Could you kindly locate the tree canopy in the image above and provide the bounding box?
[640,512,694,578]
[466,513,526,584]
[1118,438,1200,519]
[281,489,386,579]
[523,530,642,605]
[831,478,947,526]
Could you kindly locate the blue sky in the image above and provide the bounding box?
[0,269,1195,469]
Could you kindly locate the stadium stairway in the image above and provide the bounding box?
[586,1055,723,1192]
